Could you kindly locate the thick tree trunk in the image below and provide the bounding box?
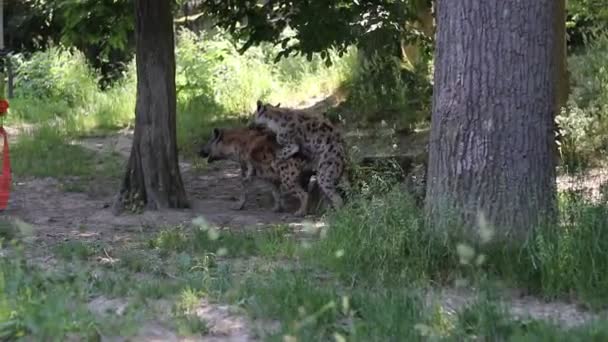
[553,0,568,163]
[113,0,189,213]
[426,0,558,241]
[555,0,568,110]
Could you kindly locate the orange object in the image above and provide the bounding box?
[0,126,10,210]
[0,99,8,115]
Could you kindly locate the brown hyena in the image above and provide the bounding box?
[198,126,314,216]
[249,101,349,210]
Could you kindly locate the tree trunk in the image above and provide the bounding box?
[113,0,189,213]
[553,0,568,163]
[426,0,558,241]
[554,0,568,110]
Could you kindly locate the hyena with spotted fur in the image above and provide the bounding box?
[250,101,348,209]
[199,126,314,216]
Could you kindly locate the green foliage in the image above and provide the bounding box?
[7,26,355,161]
[342,52,432,128]
[13,47,98,106]
[557,34,608,169]
[55,0,134,57]
[175,29,275,113]
[5,0,62,52]
[0,235,235,340]
[173,313,208,336]
[7,0,135,85]
[9,48,136,135]
[0,220,19,242]
[567,0,608,51]
[172,28,352,155]
[239,270,351,340]
[201,0,433,66]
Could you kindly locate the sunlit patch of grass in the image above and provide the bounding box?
[11,125,124,180]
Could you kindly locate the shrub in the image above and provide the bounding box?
[557,34,608,169]
[340,51,432,129]
[13,47,98,107]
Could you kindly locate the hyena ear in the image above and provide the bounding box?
[275,102,281,107]
[256,100,263,112]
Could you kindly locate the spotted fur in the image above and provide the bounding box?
[250,101,349,209]
[199,126,313,216]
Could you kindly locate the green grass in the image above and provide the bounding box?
[234,267,608,341]
[305,188,458,286]
[10,125,124,180]
[304,186,608,308]
[148,221,298,259]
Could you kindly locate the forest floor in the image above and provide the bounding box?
[2,96,608,341]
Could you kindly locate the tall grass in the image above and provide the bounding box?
[9,48,135,135]
[305,185,608,308]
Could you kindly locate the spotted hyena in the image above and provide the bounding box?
[249,101,349,209]
[199,126,314,216]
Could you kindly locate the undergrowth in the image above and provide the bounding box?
[557,33,608,170]
[304,184,608,309]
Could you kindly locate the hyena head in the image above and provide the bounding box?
[248,100,281,129]
[198,128,231,163]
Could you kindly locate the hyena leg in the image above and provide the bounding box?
[261,180,282,212]
[233,179,252,210]
[239,161,247,177]
[243,161,255,182]
[292,186,309,217]
[317,161,344,210]
[281,171,309,217]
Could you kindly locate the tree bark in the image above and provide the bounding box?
[113,0,189,213]
[554,0,568,110]
[426,0,558,241]
[553,0,568,163]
